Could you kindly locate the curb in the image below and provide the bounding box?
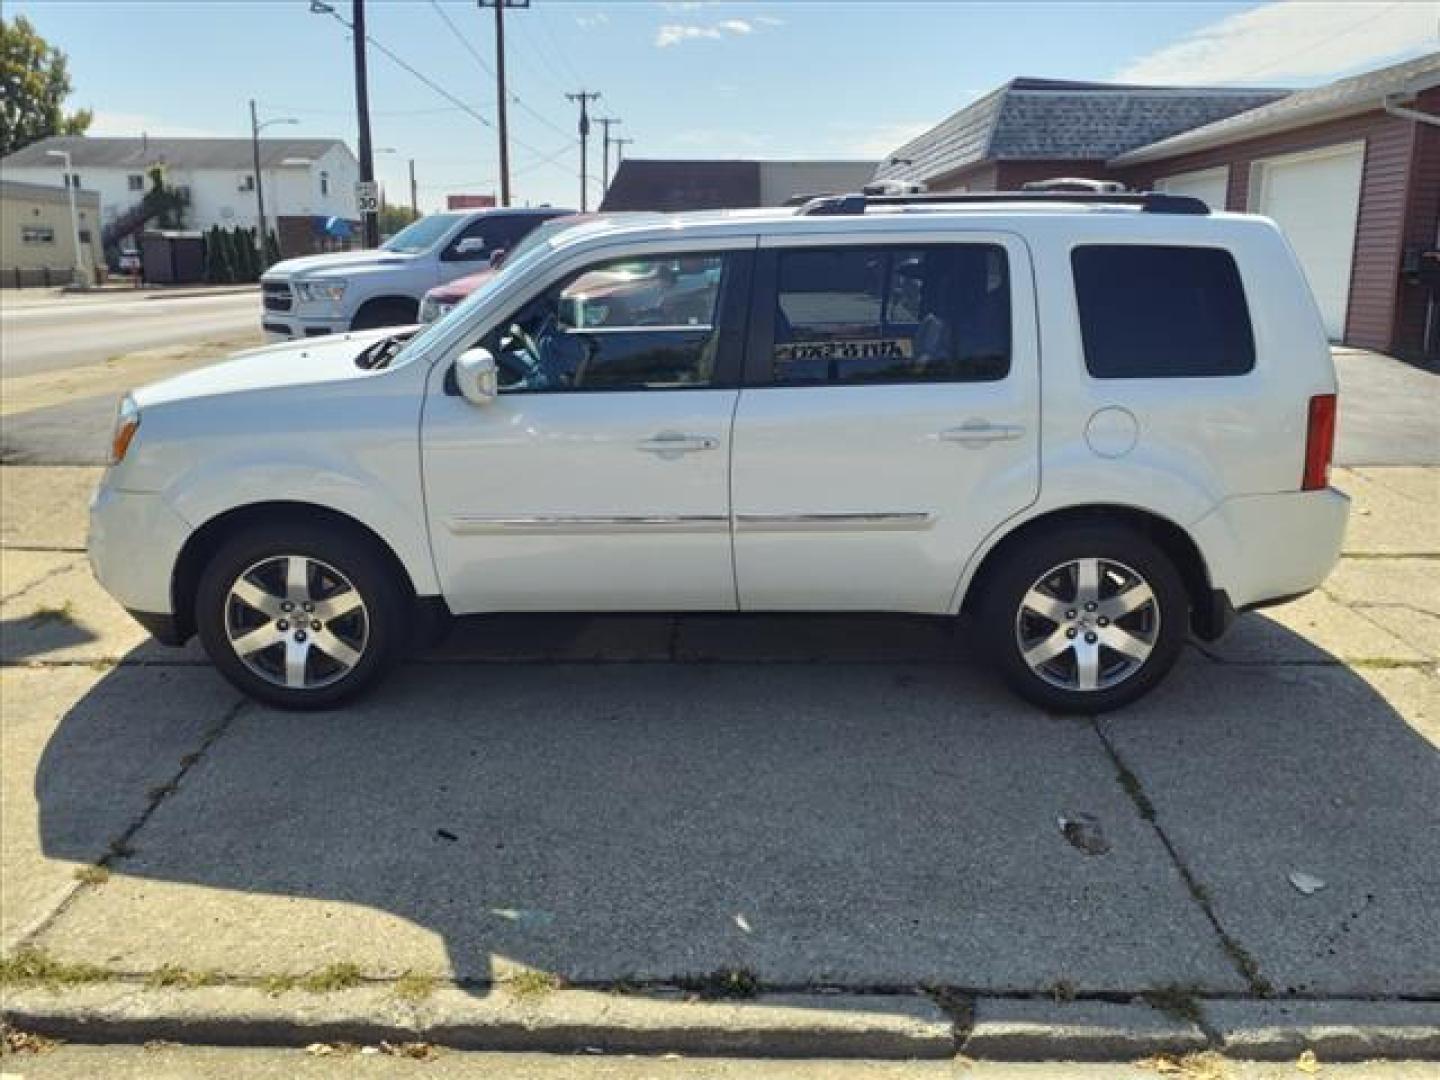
[0,985,953,1060]
[5,986,1439,1060]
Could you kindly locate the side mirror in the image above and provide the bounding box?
[454,346,498,405]
[453,236,488,257]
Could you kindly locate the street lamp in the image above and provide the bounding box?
[249,101,298,267]
[44,149,88,287]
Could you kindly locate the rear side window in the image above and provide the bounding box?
[1072,245,1255,378]
[771,245,1010,385]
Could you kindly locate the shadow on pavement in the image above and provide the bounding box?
[31,613,1440,1003]
[1,611,97,661]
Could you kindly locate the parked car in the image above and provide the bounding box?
[417,213,598,324]
[90,190,1348,712]
[260,206,574,341]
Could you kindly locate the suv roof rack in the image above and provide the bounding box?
[796,190,1210,217]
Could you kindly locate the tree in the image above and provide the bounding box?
[377,204,419,238]
[0,15,92,157]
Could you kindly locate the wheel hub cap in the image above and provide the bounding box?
[224,554,369,690]
[1015,557,1160,693]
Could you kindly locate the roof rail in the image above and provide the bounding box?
[796,190,1211,217]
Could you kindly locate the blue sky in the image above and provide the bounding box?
[12,1,1436,211]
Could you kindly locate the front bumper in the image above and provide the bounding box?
[88,482,193,635]
[1189,487,1351,613]
[261,313,350,343]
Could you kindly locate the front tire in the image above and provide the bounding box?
[978,524,1188,713]
[195,522,407,709]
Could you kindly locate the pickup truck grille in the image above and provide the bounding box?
[262,282,293,312]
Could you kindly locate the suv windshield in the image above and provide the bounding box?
[382,213,465,254]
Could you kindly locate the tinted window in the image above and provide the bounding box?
[1072,245,1255,378]
[485,253,726,392]
[771,245,1010,385]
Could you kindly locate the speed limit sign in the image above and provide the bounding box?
[355,181,379,213]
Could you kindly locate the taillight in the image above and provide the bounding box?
[1302,393,1336,491]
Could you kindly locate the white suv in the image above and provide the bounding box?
[90,192,1349,712]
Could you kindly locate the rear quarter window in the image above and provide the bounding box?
[1071,245,1255,378]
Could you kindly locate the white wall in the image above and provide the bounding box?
[2,145,359,237]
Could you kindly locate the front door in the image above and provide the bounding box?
[422,248,751,612]
[731,233,1039,612]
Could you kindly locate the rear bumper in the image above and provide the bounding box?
[1190,487,1350,613]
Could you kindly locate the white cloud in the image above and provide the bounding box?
[86,111,221,138]
[1115,0,1439,85]
[655,15,774,47]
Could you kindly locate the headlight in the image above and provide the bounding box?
[296,279,347,303]
[110,394,140,464]
[419,297,456,324]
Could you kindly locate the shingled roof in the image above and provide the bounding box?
[1111,51,1440,165]
[873,77,1288,185]
[2,136,352,171]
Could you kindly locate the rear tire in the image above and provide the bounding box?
[195,521,408,709]
[977,524,1188,713]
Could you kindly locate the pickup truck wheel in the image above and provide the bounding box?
[195,523,407,709]
[979,525,1188,714]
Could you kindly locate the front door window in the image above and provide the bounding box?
[484,253,727,392]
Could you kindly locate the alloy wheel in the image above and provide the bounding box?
[224,554,369,690]
[1014,557,1160,692]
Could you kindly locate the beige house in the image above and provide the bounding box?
[1,179,103,287]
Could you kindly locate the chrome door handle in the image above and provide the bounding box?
[938,421,1026,447]
[637,432,720,458]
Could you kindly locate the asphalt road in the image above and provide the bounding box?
[0,290,262,464]
[0,289,259,378]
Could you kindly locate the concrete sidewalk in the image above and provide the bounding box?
[1,465,1437,1060]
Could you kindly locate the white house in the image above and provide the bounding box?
[1,136,359,252]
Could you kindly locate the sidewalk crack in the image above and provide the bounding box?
[1092,720,1273,998]
[13,696,249,953]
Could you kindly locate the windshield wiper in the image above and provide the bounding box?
[354,332,413,371]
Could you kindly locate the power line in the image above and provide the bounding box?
[428,0,574,143]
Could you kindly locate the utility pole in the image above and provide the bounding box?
[409,158,418,217]
[352,0,379,247]
[596,116,621,192]
[565,90,601,211]
[613,136,634,165]
[478,0,529,207]
[249,101,298,267]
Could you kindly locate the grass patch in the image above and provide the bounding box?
[503,969,563,999]
[676,967,760,1000]
[391,971,438,1003]
[1140,983,1204,1027]
[143,964,221,990]
[260,973,299,997]
[27,601,75,626]
[72,864,109,885]
[297,962,364,993]
[0,948,113,989]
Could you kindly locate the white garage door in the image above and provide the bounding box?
[1155,166,1228,211]
[1253,143,1364,339]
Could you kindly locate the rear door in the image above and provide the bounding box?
[731,232,1039,612]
